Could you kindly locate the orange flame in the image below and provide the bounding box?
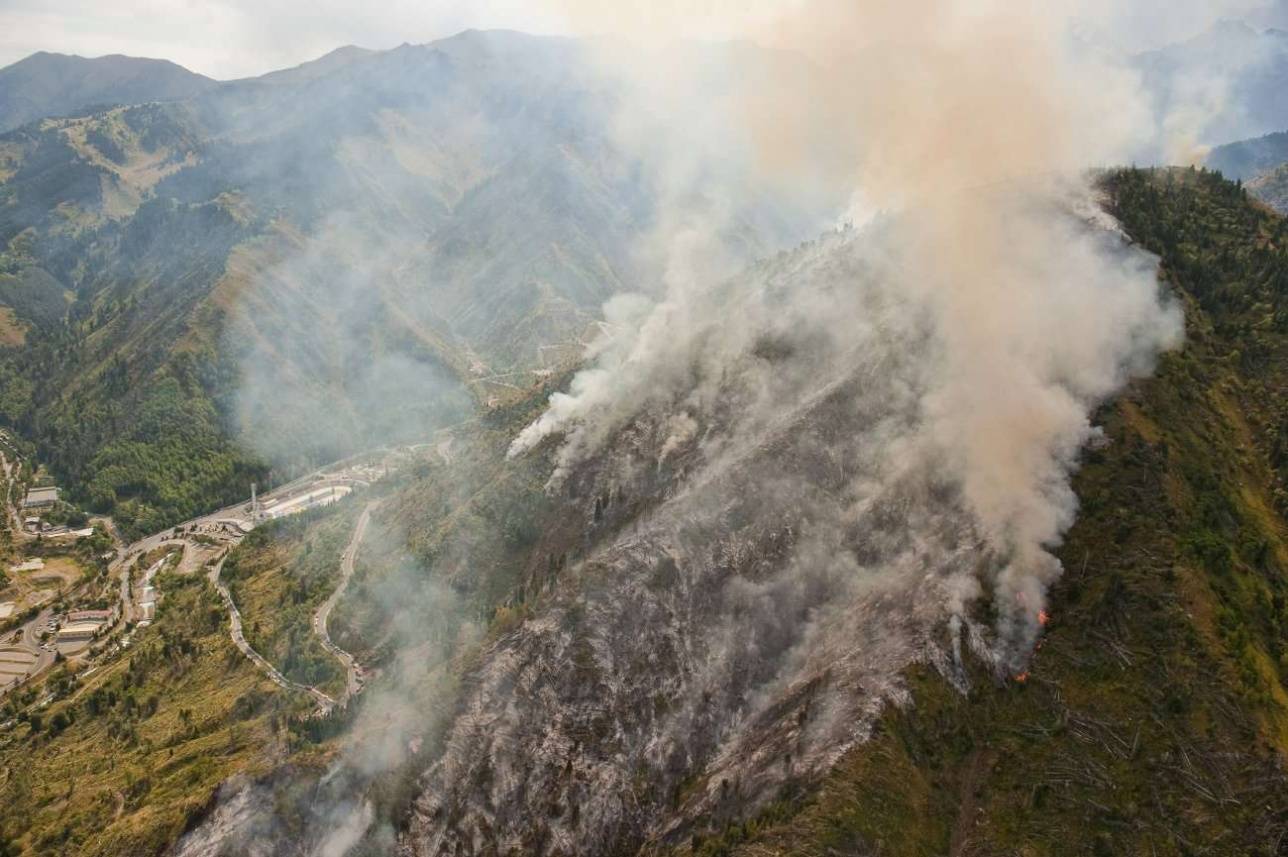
[1038,609,1050,626]
[1014,672,1029,683]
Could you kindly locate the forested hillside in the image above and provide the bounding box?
[0,32,815,539]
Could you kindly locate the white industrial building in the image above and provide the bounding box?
[57,621,102,643]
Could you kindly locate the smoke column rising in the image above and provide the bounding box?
[397,2,1194,849]
[513,0,1185,667]
[178,2,1262,853]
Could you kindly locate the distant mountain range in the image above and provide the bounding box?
[235,44,375,87]
[13,17,1288,161]
[1206,129,1288,180]
[1203,118,1288,213]
[0,46,395,134]
[1143,19,1288,209]
[0,52,218,133]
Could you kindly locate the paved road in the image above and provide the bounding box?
[114,540,184,626]
[0,448,32,543]
[104,473,376,714]
[21,608,54,673]
[1,608,55,695]
[115,552,132,629]
[2,440,442,705]
[313,502,374,702]
[208,555,337,713]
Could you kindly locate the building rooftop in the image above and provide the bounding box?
[22,486,59,507]
[67,610,113,623]
[57,621,102,636]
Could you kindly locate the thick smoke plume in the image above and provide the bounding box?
[395,4,1192,852]
[422,192,1178,852]
[512,0,1184,669]
[175,2,1249,853]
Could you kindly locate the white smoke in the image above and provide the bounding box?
[510,0,1187,666]
[411,189,1179,853]
[175,1,1266,852]
[314,800,373,857]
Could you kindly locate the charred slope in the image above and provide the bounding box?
[165,171,1285,857]
[396,185,1178,856]
[643,169,1288,855]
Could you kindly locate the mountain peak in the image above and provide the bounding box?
[241,43,375,85]
[0,52,215,131]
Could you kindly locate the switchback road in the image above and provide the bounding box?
[313,501,374,703]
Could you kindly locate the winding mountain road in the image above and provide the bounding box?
[203,499,381,714]
[208,554,338,713]
[4,436,456,707]
[313,501,373,703]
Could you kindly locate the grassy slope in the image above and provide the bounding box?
[0,490,419,855]
[0,570,299,857]
[662,168,1288,857]
[0,384,563,856]
[222,504,359,698]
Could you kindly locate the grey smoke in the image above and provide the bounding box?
[512,0,1188,672]
[225,217,473,475]
[423,186,1178,854]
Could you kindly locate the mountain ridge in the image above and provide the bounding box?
[0,52,218,133]
[0,30,821,537]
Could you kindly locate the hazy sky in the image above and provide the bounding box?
[0,0,1284,80]
[0,0,572,78]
